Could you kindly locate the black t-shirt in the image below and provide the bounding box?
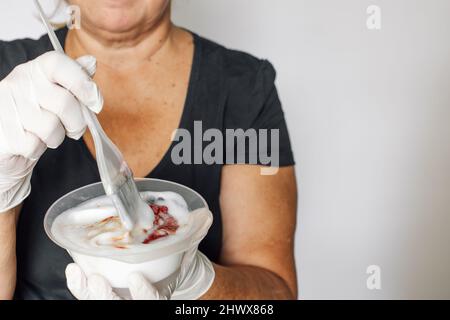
[0,28,294,300]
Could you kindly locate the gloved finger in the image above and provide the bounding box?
[0,83,43,159]
[189,208,213,244]
[31,70,87,140]
[66,263,91,300]
[128,273,161,300]
[76,55,97,78]
[18,107,65,149]
[87,274,122,300]
[5,66,67,148]
[34,51,103,113]
[15,131,46,160]
[172,252,215,300]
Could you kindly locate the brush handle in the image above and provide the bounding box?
[34,0,131,190]
[34,0,154,231]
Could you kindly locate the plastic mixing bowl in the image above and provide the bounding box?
[44,178,209,288]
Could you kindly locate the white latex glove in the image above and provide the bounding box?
[66,250,215,300]
[0,51,103,213]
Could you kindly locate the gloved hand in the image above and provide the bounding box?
[66,250,215,300]
[0,51,103,213]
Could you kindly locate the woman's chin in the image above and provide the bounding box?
[94,20,141,35]
[82,7,166,36]
[89,10,141,31]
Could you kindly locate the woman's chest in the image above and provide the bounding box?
[83,77,188,178]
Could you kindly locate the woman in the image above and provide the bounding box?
[0,0,297,299]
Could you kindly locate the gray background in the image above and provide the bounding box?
[1,0,450,299]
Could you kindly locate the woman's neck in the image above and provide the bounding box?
[65,7,174,71]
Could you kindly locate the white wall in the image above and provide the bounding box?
[1,0,450,299]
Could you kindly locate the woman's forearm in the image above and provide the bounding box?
[200,264,296,300]
[0,206,19,300]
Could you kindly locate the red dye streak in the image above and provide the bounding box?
[142,204,179,244]
[100,216,115,224]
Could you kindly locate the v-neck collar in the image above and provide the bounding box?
[53,27,202,179]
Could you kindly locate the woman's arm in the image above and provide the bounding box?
[202,165,297,299]
[0,205,20,300]
[201,264,295,299]
[64,165,297,300]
